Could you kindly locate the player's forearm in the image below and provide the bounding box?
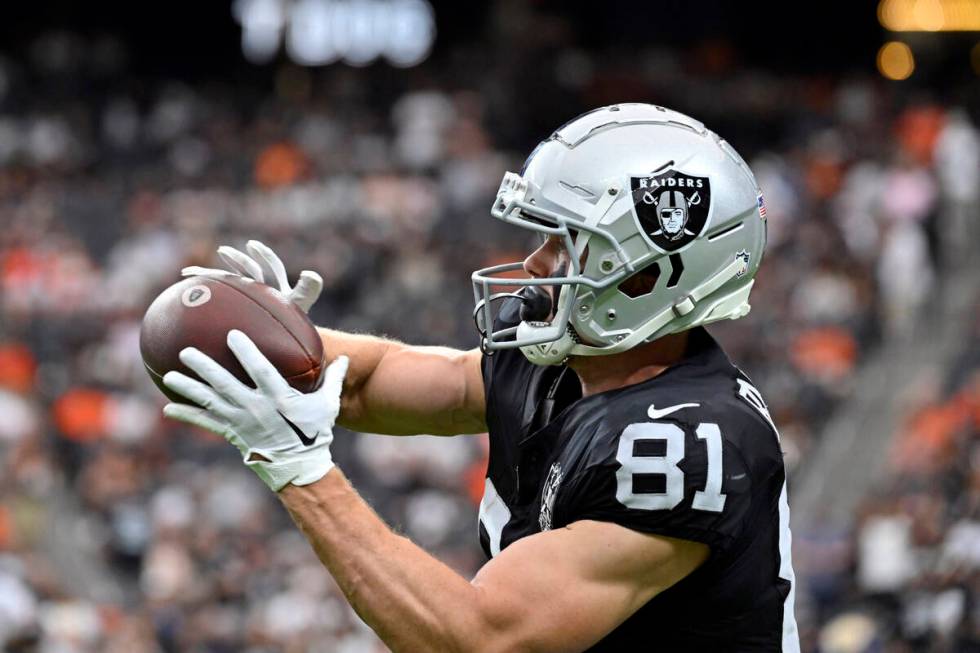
[278,470,493,652]
[317,327,486,436]
[317,327,395,421]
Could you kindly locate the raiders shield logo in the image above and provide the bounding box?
[181,285,212,308]
[539,462,563,531]
[630,169,712,252]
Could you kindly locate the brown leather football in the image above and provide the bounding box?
[140,275,325,403]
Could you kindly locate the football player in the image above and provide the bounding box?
[163,104,799,651]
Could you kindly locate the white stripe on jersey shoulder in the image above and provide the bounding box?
[736,375,799,650]
[778,482,800,652]
[479,477,511,557]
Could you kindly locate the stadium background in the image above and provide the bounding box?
[0,0,977,650]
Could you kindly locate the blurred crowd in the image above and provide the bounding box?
[0,18,978,653]
[796,314,980,652]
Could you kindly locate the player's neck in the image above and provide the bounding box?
[569,331,691,398]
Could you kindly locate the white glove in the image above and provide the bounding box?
[162,329,348,492]
[183,240,323,313]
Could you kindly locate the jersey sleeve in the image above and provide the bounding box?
[554,418,756,553]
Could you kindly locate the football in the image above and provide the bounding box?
[140,275,326,403]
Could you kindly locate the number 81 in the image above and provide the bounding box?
[615,422,727,512]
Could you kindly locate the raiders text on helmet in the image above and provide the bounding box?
[472,103,767,365]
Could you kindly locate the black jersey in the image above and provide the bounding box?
[478,308,799,652]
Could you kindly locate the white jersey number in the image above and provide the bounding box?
[615,421,727,512]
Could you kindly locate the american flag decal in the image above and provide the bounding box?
[757,193,767,220]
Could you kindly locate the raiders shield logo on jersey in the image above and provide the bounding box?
[630,169,712,252]
[539,462,563,531]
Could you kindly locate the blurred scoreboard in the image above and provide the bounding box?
[234,0,435,67]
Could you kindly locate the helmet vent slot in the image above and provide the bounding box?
[707,221,744,241]
[558,181,598,200]
[618,261,661,299]
[666,254,684,289]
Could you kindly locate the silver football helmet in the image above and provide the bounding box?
[472,103,767,366]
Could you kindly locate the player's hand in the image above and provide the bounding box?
[161,329,348,492]
[183,240,323,313]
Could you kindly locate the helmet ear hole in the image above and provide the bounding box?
[618,261,662,299]
[665,254,684,289]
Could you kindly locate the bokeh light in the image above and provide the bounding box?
[879,0,980,31]
[877,41,915,79]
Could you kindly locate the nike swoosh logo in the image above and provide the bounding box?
[277,410,318,446]
[647,402,701,420]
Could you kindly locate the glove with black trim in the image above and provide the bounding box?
[162,329,348,492]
